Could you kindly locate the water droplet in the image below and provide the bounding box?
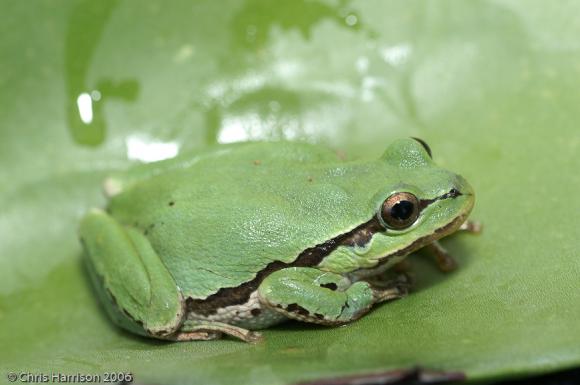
[76,93,94,124]
[345,14,358,27]
[380,44,412,66]
[356,56,369,73]
[174,44,194,63]
[269,101,281,112]
[90,90,101,101]
[126,135,180,162]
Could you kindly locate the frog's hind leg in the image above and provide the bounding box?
[79,209,184,339]
[169,320,263,343]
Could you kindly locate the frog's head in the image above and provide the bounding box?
[376,137,474,230]
[319,138,475,274]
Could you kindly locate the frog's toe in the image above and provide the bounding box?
[459,220,483,234]
[243,331,264,344]
[170,331,222,341]
[425,240,458,272]
[177,320,263,343]
[371,275,411,303]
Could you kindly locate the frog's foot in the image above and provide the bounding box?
[459,220,483,234]
[369,274,411,303]
[425,240,457,272]
[171,320,263,343]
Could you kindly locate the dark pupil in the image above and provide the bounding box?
[391,200,414,221]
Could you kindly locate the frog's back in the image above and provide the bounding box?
[107,142,384,300]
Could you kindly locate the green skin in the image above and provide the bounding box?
[80,138,475,342]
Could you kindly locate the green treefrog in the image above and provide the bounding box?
[79,138,477,342]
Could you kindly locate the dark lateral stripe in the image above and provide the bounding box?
[186,219,376,316]
[187,188,462,315]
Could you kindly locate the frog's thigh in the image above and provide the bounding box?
[174,320,263,343]
[79,209,184,338]
[258,267,388,325]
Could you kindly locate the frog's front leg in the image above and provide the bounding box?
[425,240,457,272]
[257,267,407,325]
[426,220,483,272]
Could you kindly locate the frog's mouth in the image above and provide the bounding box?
[337,188,470,250]
[374,209,471,263]
[344,211,471,281]
[334,192,471,281]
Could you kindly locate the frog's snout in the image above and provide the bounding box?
[452,175,476,217]
[454,175,474,197]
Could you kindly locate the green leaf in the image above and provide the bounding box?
[1,1,579,384]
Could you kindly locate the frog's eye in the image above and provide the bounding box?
[411,137,432,158]
[380,192,420,230]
